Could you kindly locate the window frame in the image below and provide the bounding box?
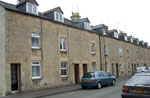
[84,22,91,30]
[104,45,108,55]
[54,12,64,22]
[61,61,67,77]
[60,37,67,52]
[26,2,38,15]
[119,48,123,57]
[92,62,96,72]
[31,33,40,49]
[91,43,96,54]
[120,62,124,72]
[32,61,41,79]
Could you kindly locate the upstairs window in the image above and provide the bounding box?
[124,36,128,41]
[104,45,108,56]
[91,43,95,54]
[130,38,133,43]
[102,29,107,35]
[127,49,129,57]
[119,48,123,57]
[60,38,66,52]
[32,33,40,49]
[114,32,118,38]
[54,12,64,22]
[26,2,38,15]
[84,22,91,30]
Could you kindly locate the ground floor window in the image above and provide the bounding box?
[61,61,67,77]
[128,62,130,72]
[92,62,96,72]
[32,61,40,79]
[120,62,124,72]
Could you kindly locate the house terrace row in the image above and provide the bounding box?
[0,0,150,96]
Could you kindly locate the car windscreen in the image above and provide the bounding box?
[126,75,150,86]
[83,72,95,78]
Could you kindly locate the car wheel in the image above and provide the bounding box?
[97,82,102,89]
[82,86,87,89]
[111,80,115,86]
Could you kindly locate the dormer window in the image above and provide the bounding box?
[102,29,107,35]
[114,32,118,38]
[54,12,64,22]
[124,36,128,41]
[84,22,91,30]
[26,2,38,15]
[130,38,133,43]
[137,40,139,45]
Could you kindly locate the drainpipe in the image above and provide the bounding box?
[99,35,102,70]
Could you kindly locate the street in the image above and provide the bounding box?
[40,79,127,98]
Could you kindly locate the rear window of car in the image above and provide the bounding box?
[83,72,95,78]
[126,75,150,86]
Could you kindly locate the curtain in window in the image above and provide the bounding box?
[32,66,40,77]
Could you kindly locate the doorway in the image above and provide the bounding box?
[11,64,20,91]
[112,63,114,75]
[83,64,87,75]
[74,64,80,84]
[116,63,119,78]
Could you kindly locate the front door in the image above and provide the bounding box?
[11,64,19,91]
[116,63,119,78]
[112,63,114,75]
[83,64,87,75]
[74,64,80,84]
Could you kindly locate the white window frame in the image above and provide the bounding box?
[60,37,66,52]
[92,62,96,72]
[84,22,91,30]
[124,36,128,41]
[128,62,130,71]
[32,33,40,49]
[114,32,119,38]
[127,49,129,57]
[61,61,67,77]
[104,45,108,55]
[32,61,41,79]
[105,62,109,73]
[120,62,124,72]
[119,48,123,57]
[91,43,95,54]
[54,12,64,22]
[26,2,38,15]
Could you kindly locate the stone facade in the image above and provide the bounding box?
[0,1,150,96]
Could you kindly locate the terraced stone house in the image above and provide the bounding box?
[0,0,150,96]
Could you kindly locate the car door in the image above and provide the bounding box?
[98,72,107,85]
[103,72,110,84]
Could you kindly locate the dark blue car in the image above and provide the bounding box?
[81,71,116,89]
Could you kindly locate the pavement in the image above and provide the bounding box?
[0,76,131,98]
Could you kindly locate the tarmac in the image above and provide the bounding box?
[0,76,131,98]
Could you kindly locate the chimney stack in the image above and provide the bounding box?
[70,12,81,21]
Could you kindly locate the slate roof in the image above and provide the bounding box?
[16,0,39,6]
[92,24,105,29]
[74,18,90,23]
[43,6,64,15]
[108,29,118,33]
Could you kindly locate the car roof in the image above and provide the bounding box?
[135,72,150,76]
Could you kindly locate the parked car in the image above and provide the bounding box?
[121,73,150,98]
[81,71,116,89]
[133,67,148,74]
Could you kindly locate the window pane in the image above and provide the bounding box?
[28,3,32,13]
[92,62,96,72]
[32,66,40,77]
[56,13,59,20]
[61,69,67,75]
[63,39,66,50]
[32,38,39,47]
[33,6,37,13]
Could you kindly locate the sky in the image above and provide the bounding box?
[2,0,150,45]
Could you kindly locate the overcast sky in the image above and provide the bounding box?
[2,0,150,45]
